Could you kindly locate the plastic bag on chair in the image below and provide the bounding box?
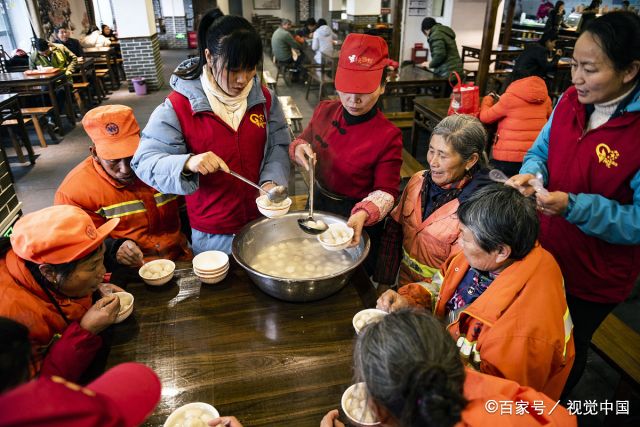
[447,71,480,117]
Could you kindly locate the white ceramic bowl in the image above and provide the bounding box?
[194,264,229,277]
[193,251,229,272]
[341,383,380,427]
[256,195,291,218]
[139,259,175,286]
[113,291,134,323]
[352,309,387,335]
[318,223,354,251]
[196,270,229,284]
[163,402,220,427]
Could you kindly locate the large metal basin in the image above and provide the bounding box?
[232,211,370,302]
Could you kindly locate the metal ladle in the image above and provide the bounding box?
[297,153,329,234]
[225,170,288,203]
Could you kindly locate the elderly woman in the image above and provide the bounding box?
[377,185,575,400]
[374,115,491,297]
[507,12,640,396]
[320,310,576,427]
[0,205,122,378]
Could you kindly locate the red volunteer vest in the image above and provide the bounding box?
[168,87,271,235]
[543,86,640,303]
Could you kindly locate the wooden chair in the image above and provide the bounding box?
[95,69,113,93]
[19,107,59,147]
[384,111,415,130]
[304,61,334,100]
[72,82,92,115]
[277,95,303,134]
[1,118,36,163]
[262,70,277,93]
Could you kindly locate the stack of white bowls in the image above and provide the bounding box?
[192,250,230,284]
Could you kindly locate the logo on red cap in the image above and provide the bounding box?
[105,123,119,136]
[86,225,97,240]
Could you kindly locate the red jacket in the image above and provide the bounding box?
[400,246,574,400]
[460,369,576,426]
[0,250,100,374]
[479,76,552,162]
[168,90,272,234]
[55,157,191,262]
[298,100,402,199]
[542,86,640,303]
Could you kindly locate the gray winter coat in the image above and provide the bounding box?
[131,59,291,197]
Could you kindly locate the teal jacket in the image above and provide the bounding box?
[427,24,463,78]
[521,85,640,245]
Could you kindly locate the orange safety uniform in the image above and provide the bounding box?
[399,245,574,399]
[0,250,95,372]
[479,76,552,163]
[55,157,191,261]
[460,368,577,426]
[391,172,462,297]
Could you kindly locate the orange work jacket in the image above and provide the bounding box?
[460,368,577,426]
[391,171,462,294]
[55,157,191,262]
[0,250,93,371]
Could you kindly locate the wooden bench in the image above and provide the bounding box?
[278,96,303,134]
[591,313,639,426]
[304,64,334,100]
[20,107,58,147]
[262,70,277,93]
[72,82,92,115]
[1,118,36,163]
[401,148,423,179]
[384,111,414,129]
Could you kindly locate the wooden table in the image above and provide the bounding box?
[106,262,377,426]
[0,93,35,164]
[383,65,449,111]
[83,47,119,88]
[0,70,74,131]
[410,96,451,157]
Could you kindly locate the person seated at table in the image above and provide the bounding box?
[544,1,569,33]
[479,73,552,177]
[578,0,601,33]
[81,25,112,48]
[510,30,562,83]
[418,17,463,79]
[0,205,123,376]
[290,33,402,275]
[377,185,575,400]
[101,24,118,42]
[311,18,337,64]
[55,105,191,270]
[295,17,317,40]
[132,8,291,255]
[374,115,491,294]
[29,38,77,81]
[271,18,304,80]
[0,318,161,427]
[53,26,84,58]
[320,309,576,427]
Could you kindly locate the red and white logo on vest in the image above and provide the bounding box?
[596,143,619,168]
[250,113,266,128]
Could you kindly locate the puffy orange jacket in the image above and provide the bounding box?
[400,245,574,399]
[479,76,552,163]
[0,250,93,371]
[55,157,191,262]
[460,368,576,426]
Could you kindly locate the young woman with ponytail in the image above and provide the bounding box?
[132,9,291,255]
[320,310,576,427]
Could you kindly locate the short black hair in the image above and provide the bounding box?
[54,26,68,33]
[35,38,49,52]
[306,17,316,26]
[539,29,559,45]
[421,17,437,33]
[317,18,327,27]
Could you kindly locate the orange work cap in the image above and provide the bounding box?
[82,105,140,160]
[10,205,119,264]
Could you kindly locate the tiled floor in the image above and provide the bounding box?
[5,49,639,426]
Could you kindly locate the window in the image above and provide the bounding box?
[0,0,33,52]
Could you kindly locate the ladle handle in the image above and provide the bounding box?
[308,152,316,219]
[227,170,264,194]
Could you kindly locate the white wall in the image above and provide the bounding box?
[217,0,230,15]
[346,0,381,15]
[242,0,297,21]
[399,0,504,64]
[160,0,185,16]
[112,0,156,37]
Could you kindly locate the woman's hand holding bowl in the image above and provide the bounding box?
[80,295,120,334]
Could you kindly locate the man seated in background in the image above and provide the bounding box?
[53,26,84,58]
[55,105,191,276]
[29,38,77,79]
[271,18,304,81]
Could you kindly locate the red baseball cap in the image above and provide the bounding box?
[0,363,161,427]
[10,205,119,264]
[335,33,390,94]
[83,105,141,160]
